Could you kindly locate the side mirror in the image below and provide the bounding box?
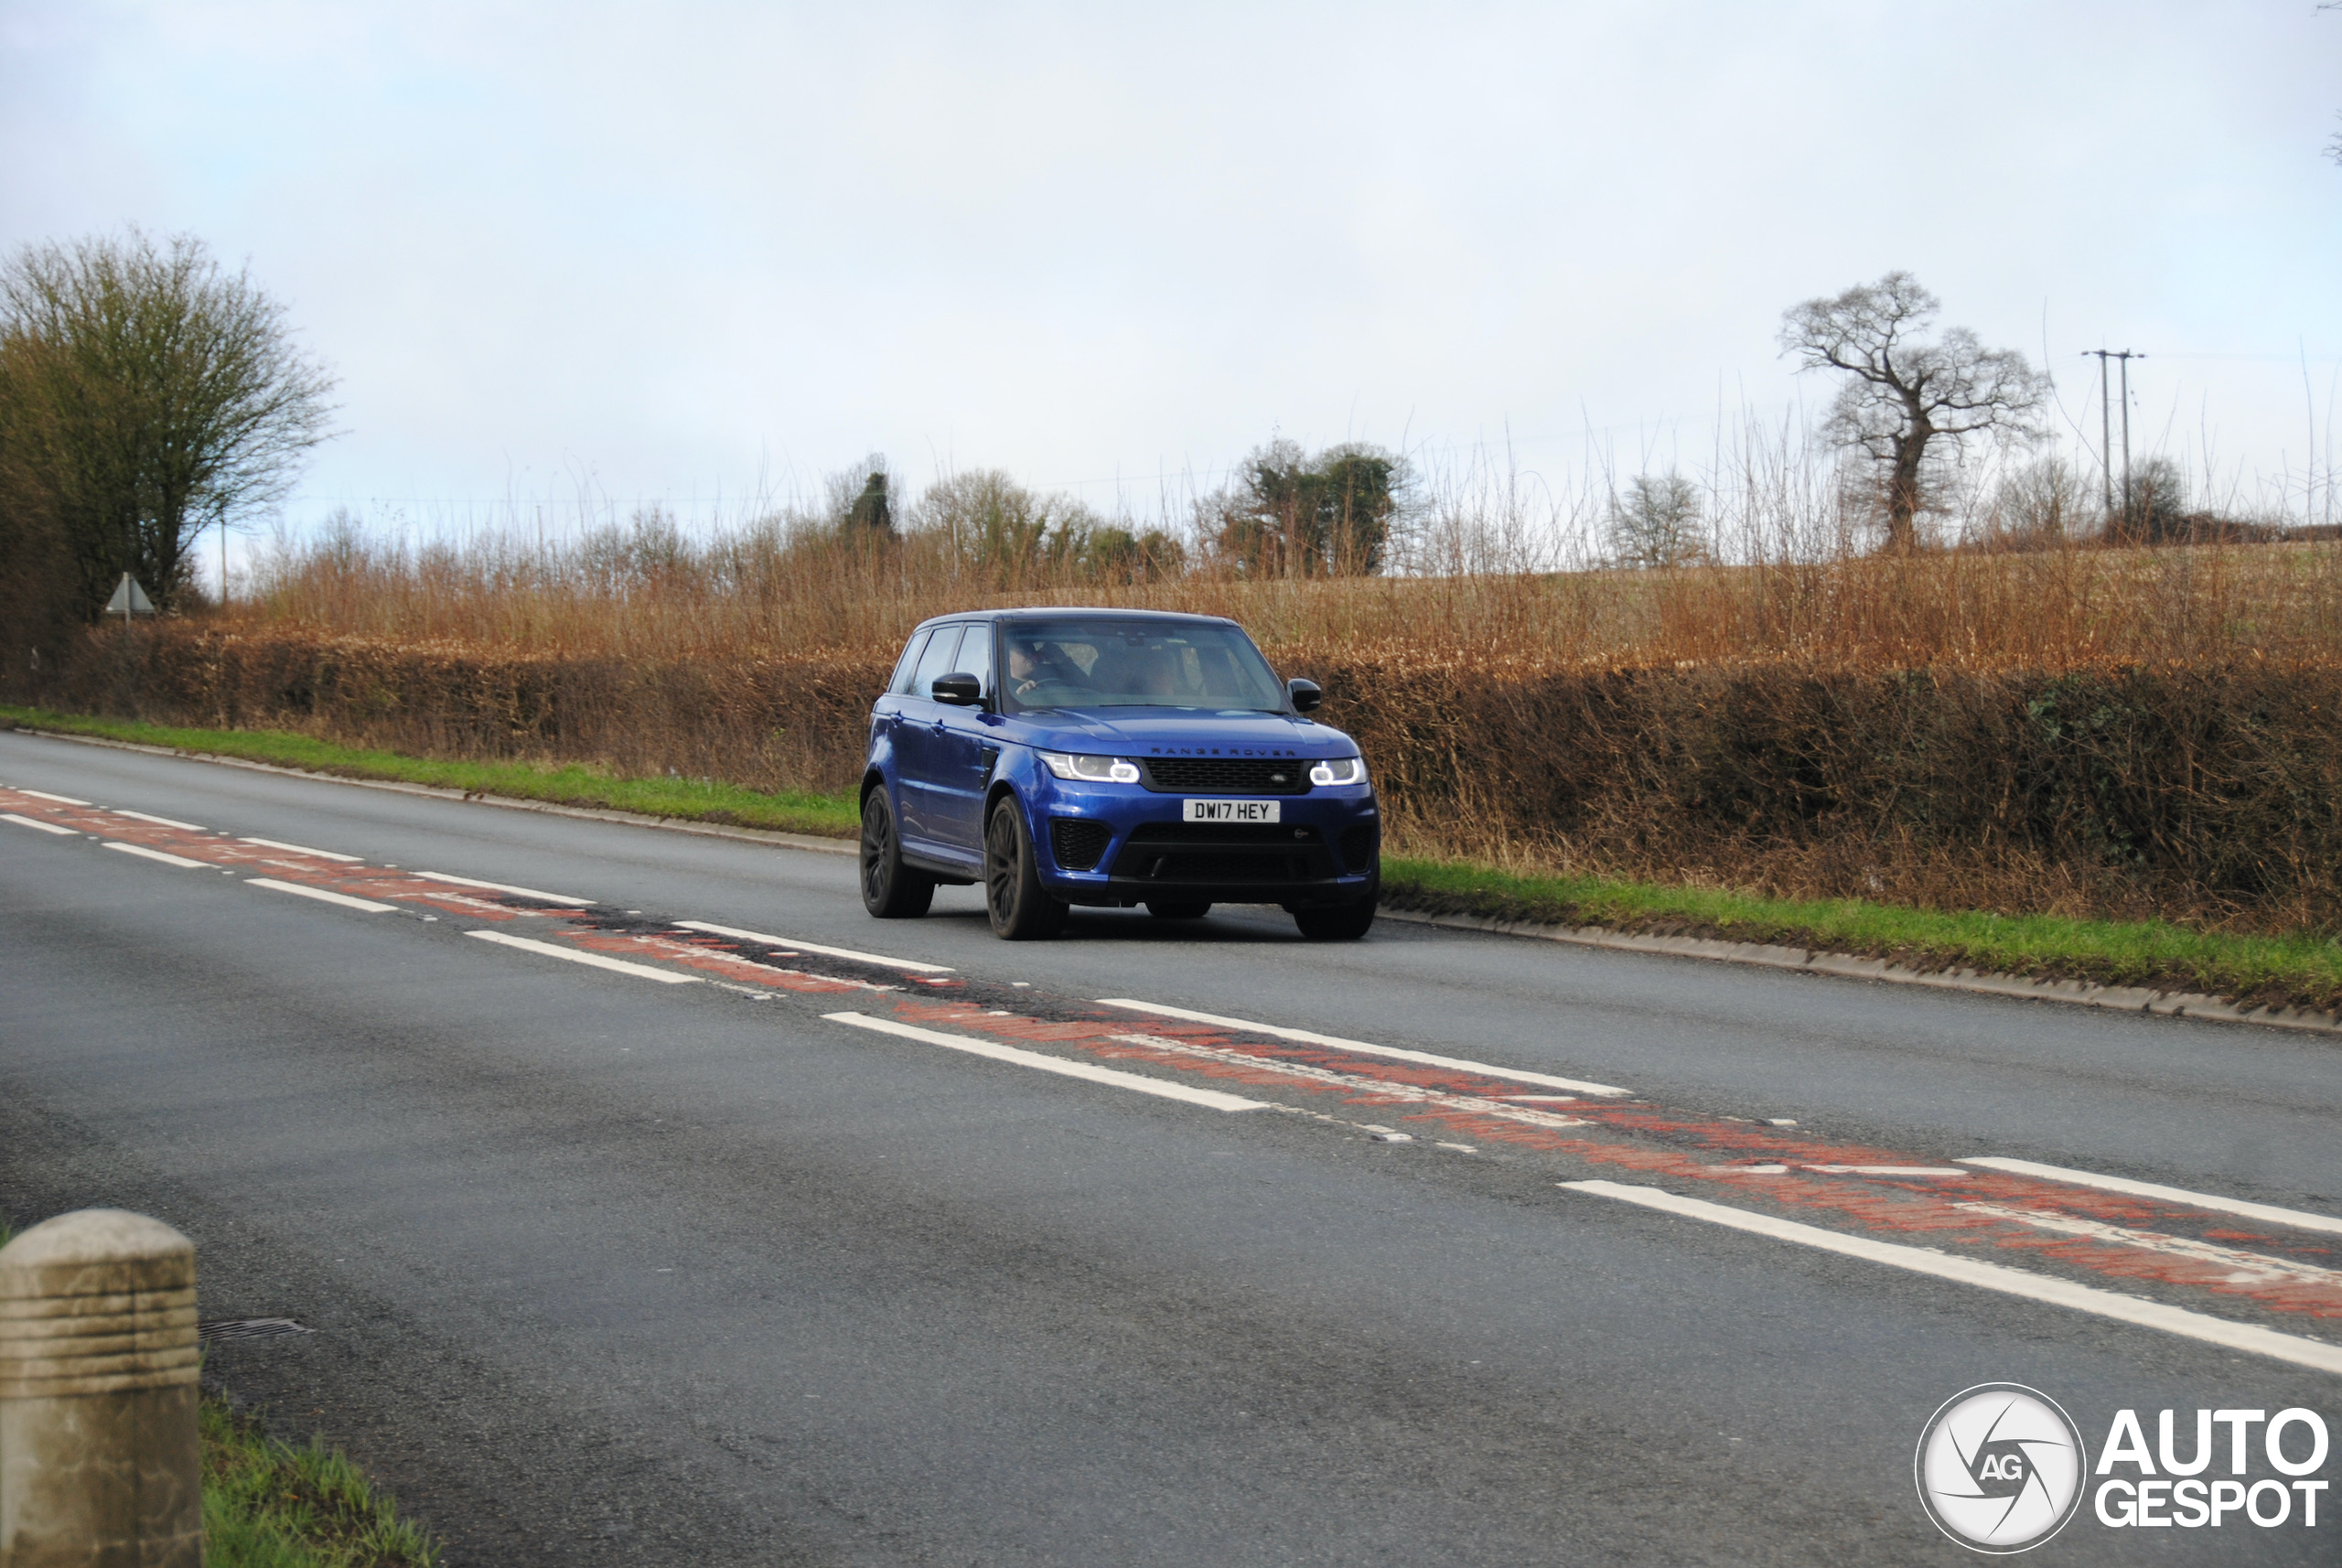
[1287,678,1323,714]
[930,671,983,706]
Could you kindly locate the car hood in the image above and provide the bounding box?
[1003,706,1358,758]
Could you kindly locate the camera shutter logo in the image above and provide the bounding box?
[1916,1384,2089,1552]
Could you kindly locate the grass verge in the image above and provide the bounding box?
[0,703,858,838]
[7,703,2335,1020]
[1380,856,2342,1018]
[201,1395,441,1568]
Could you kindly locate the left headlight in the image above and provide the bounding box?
[1038,751,1142,783]
[1309,756,1366,787]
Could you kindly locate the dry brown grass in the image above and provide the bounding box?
[231,516,2342,674]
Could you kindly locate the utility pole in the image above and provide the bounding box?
[2082,349,2143,524]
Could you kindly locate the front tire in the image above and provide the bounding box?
[861,789,934,918]
[985,799,1066,940]
[1293,875,1377,940]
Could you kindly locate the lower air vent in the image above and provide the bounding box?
[1338,823,1379,874]
[1049,817,1113,872]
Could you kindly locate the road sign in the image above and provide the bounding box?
[103,575,156,617]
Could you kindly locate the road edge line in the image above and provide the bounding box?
[1378,907,2342,1037]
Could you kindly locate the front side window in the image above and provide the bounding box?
[955,621,994,697]
[1000,618,1284,712]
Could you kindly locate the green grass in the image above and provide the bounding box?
[201,1398,440,1568]
[0,703,858,838]
[1381,855,2342,1015]
[8,702,2336,1017]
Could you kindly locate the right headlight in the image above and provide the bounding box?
[1038,751,1142,783]
[1309,756,1366,787]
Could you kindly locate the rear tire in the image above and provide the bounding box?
[1145,901,1212,920]
[1293,875,1377,940]
[860,789,934,918]
[985,799,1066,940]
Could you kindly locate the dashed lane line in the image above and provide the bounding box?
[1952,1203,2342,1290]
[415,871,595,905]
[3,813,77,836]
[1561,1180,2342,1377]
[17,789,91,805]
[825,1012,1267,1112]
[111,809,204,831]
[465,929,703,983]
[1802,1165,1971,1177]
[1095,998,1633,1097]
[1957,1157,2342,1237]
[102,841,213,869]
[675,921,955,973]
[246,878,400,914]
[240,836,363,863]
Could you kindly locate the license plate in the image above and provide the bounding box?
[1183,798,1280,823]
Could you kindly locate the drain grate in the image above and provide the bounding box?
[198,1317,316,1343]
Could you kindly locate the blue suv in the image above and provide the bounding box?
[859,609,1380,940]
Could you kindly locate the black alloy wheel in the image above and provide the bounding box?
[1292,874,1378,940]
[984,799,1067,940]
[1144,901,1212,920]
[861,789,935,918]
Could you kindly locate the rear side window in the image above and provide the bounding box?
[907,625,965,700]
[887,630,932,695]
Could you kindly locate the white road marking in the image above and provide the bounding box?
[1953,1203,2342,1290]
[416,871,594,904]
[1095,999,1632,1096]
[825,1012,1265,1112]
[102,841,212,869]
[111,809,204,831]
[1958,1157,2342,1237]
[17,789,91,805]
[675,921,954,973]
[1105,1033,1590,1130]
[3,812,78,836]
[1802,1165,1971,1177]
[245,878,399,914]
[1503,1094,1580,1103]
[1562,1180,2342,1377]
[240,836,363,862]
[465,929,702,983]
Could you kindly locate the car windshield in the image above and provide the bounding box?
[998,618,1287,713]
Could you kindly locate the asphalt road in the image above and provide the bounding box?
[2,729,2336,1565]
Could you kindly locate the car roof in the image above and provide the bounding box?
[908,607,1241,634]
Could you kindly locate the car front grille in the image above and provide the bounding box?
[1110,822,1334,886]
[1049,817,1113,872]
[1138,757,1310,794]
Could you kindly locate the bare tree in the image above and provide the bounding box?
[1778,272,2047,552]
[0,230,337,614]
[1605,471,1706,568]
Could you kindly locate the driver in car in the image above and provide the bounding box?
[1007,639,1073,700]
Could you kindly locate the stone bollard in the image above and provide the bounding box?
[0,1211,201,1568]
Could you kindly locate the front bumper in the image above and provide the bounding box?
[1033,779,1380,908]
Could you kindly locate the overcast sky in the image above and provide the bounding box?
[4,1,2339,542]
